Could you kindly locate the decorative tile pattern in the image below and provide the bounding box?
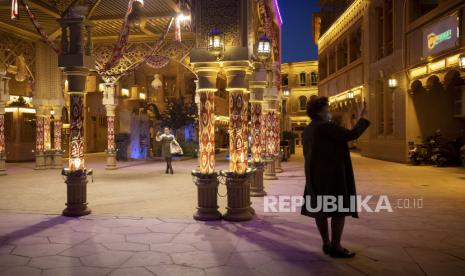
[199,91,215,174]
[229,90,249,174]
[35,116,44,153]
[69,94,85,171]
[54,120,62,150]
[107,116,116,153]
[251,103,263,163]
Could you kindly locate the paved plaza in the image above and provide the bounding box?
[0,152,464,275]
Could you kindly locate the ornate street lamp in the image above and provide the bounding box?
[207,28,224,59]
[257,35,272,61]
[459,53,465,71]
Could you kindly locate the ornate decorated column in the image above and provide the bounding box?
[0,74,9,176]
[34,105,47,170]
[102,83,117,170]
[264,95,279,180]
[192,64,222,221]
[222,62,254,222]
[52,110,63,169]
[59,9,94,217]
[274,110,283,173]
[249,67,267,197]
[43,112,54,169]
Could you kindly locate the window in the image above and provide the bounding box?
[319,53,327,80]
[299,96,307,111]
[349,27,362,62]
[376,0,393,60]
[21,113,36,143]
[328,48,336,75]
[282,74,289,86]
[410,0,438,22]
[337,40,348,69]
[311,72,318,86]
[299,73,306,86]
[376,7,384,59]
[376,80,385,135]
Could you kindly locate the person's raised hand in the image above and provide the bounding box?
[359,100,367,118]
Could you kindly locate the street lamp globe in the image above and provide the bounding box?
[257,35,272,61]
[207,28,224,57]
[388,78,398,89]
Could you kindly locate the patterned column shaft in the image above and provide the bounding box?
[69,94,85,171]
[251,102,263,163]
[54,120,62,150]
[0,114,4,154]
[274,112,280,156]
[199,90,215,174]
[229,90,249,174]
[36,116,44,152]
[107,116,115,153]
[260,113,267,158]
[43,117,51,150]
[265,111,276,158]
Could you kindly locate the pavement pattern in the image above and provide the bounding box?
[0,152,464,275]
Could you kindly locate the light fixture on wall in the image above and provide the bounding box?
[121,88,130,97]
[347,90,354,99]
[208,28,224,60]
[257,34,272,61]
[388,77,398,89]
[151,74,162,90]
[459,53,465,70]
[139,92,146,100]
[283,88,290,97]
[98,83,105,92]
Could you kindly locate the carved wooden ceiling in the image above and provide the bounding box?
[0,0,192,43]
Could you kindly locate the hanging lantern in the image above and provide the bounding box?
[257,35,272,61]
[207,28,224,57]
[388,78,398,89]
[151,74,162,90]
[128,0,145,29]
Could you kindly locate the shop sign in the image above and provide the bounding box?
[423,14,459,57]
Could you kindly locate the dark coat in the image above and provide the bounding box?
[301,118,370,218]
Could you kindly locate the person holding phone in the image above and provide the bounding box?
[156,127,180,174]
[301,96,370,258]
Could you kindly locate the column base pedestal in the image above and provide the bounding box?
[53,151,63,169]
[192,171,222,221]
[264,158,278,180]
[35,152,47,170]
[62,172,91,217]
[222,170,254,222]
[105,152,117,170]
[0,155,6,176]
[250,162,266,197]
[45,150,55,169]
[275,154,283,173]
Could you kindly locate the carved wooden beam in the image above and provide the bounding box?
[0,22,41,40]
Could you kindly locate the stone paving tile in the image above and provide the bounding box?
[126,233,175,244]
[109,267,155,276]
[121,251,172,267]
[59,243,108,257]
[146,264,206,276]
[0,254,30,267]
[171,251,230,268]
[4,236,50,245]
[205,266,262,276]
[150,243,197,253]
[41,267,112,276]
[111,226,151,234]
[12,243,70,257]
[147,222,189,234]
[102,242,150,252]
[80,251,134,268]
[0,245,15,255]
[28,255,81,269]
[48,231,95,244]
[0,266,41,276]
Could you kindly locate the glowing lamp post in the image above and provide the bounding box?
[257,35,272,61]
[208,28,224,59]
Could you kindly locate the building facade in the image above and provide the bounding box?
[281,61,318,147]
[316,0,465,163]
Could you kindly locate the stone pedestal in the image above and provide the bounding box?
[35,152,47,170]
[45,150,55,169]
[0,154,6,176]
[62,173,91,217]
[275,153,283,173]
[105,151,117,170]
[53,151,63,169]
[222,170,254,222]
[264,158,278,180]
[192,170,222,221]
[250,162,266,197]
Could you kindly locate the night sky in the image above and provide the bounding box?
[279,0,319,63]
